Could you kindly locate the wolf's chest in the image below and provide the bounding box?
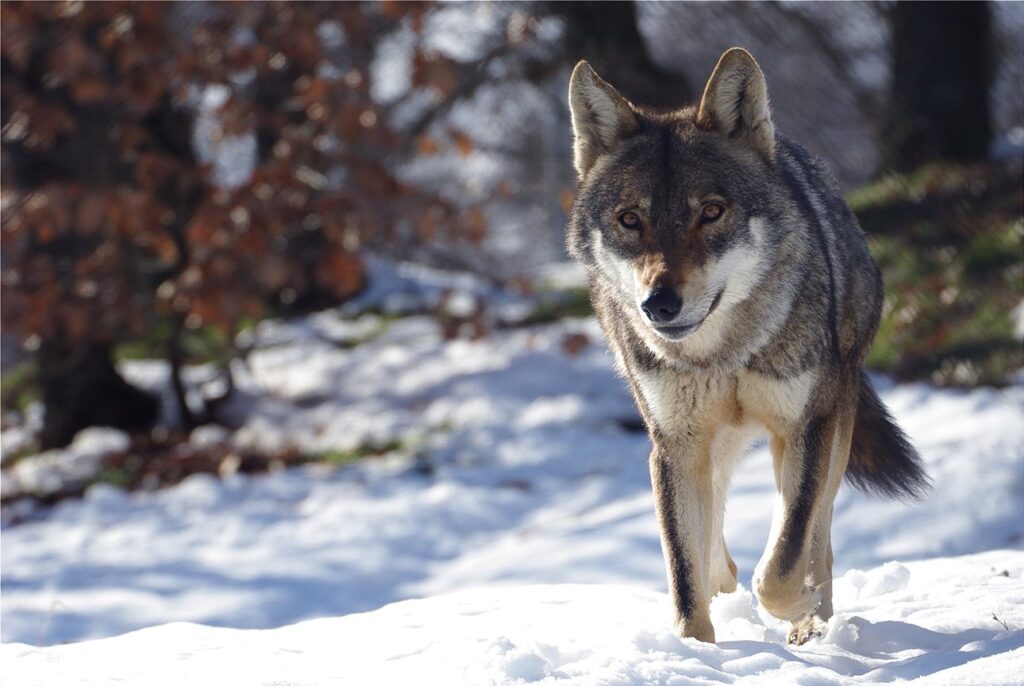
[633,367,817,437]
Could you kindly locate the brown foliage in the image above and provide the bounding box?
[0,1,489,435]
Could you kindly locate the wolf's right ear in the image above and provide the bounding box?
[697,48,775,163]
[569,61,639,177]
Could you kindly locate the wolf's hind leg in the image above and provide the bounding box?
[709,433,745,596]
[712,535,738,595]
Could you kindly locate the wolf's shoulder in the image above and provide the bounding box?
[774,136,844,197]
[772,134,860,230]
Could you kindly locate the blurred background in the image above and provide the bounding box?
[2,1,1024,655]
[0,1,1022,642]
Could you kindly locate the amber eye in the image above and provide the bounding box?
[700,202,724,224]
[618,211,642,230]
[701,203,725,223]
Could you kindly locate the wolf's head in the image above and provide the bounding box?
[567,48,788,353]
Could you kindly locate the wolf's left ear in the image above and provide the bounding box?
[569,61,639,177]
[697,48,775,163]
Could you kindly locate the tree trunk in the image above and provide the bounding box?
[37,340,159,449]
[883,1,993,171]
[166,317,197,433]
[552,1,694,109]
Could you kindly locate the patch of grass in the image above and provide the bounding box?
[514,287,593,327]
[92,465,136,489]
[303,438,406,467]
[114,318,240,365]
[847,163,983,211]
[1,359,39,413]
[327,314,400,350]
[854,162,1023,387]
[115,312,400,363]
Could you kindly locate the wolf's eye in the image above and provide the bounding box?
[618,211,642,230]
[700,203,725,224]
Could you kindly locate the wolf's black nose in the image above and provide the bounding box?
[641,288,682,323]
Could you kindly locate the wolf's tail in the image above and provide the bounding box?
[844,371,930,500]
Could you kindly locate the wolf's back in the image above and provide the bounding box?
[846,371,930,500]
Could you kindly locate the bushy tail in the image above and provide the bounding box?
[845,371,930,500]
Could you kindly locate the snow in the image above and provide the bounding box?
[4,553,1023,685]
[2,260,1023,683]
[370,20,414,105]
[1,428,129,499]
[191,84,257,190]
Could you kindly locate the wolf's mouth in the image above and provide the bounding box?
[651,288,724,341]
[706,288,724,317]
[653,323,699,340]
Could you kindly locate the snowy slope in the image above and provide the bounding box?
[3,311,1022,646]
[4,551,1024,686]
[2,259,1023,683]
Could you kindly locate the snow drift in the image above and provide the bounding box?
[4,551,1023,685]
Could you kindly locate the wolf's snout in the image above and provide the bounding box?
[641,287,682,323]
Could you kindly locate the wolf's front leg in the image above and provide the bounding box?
[788,393,856,644]
[649,445,716,643]
[754,402,852,644]
[753,415,835,626]
[787,508,835,645]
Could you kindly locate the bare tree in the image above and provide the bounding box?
[552,1,693,108]
[883,1,994,170]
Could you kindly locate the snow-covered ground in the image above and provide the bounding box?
[2,261,1023,684]
[6,551,1024,685]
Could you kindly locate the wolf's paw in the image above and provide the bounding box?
[787,615,827,646]
[676,614,716,644]
[753,573,821,622]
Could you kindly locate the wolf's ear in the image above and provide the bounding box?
[696,48,775,163]
[568,61,639,177]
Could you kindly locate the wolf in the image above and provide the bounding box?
[566,48,928,645]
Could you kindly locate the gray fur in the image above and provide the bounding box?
[566,48,925,645]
